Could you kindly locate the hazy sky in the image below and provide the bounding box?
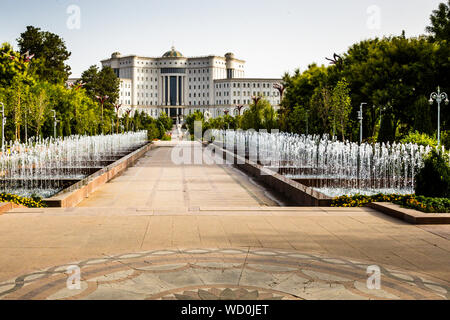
[0,0,443,78]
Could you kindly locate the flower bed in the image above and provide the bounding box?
[332,194,450,213]
[0,193,45,208]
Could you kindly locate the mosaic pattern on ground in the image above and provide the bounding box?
[0,248,448,300]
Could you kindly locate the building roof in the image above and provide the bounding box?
[162,46,184,58]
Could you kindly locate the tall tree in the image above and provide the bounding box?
[426,0,450,42]
[17,26,71,83]
[81,65,120,112]
[0,43,29,86]
[331,79,352,141]
[28,83,50,137]
[310,86,332,134]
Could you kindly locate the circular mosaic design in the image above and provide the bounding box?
[0,248,448,300]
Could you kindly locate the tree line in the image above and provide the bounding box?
[187,1,450,149]
[280,1,450,145]
[0,26,170,142]
[1,2,449,147]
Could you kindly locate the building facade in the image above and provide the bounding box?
[101,47,282,119]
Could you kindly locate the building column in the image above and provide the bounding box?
[167,76,171,106]
[175,76,179,106]
[181,76,185,106]
[161,76,164,106]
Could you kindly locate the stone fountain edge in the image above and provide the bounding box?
[205,142,333,207]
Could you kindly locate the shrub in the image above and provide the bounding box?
[157,112,173,132]
[442,131,450,150]
[147,122,160,141]
[415,150,450,198]
[0,193,45,208]
[400,131,437,147]
[161,134,172,141]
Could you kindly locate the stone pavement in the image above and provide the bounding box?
[0,142,449,300]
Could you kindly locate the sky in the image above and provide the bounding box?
[0,0,443,78]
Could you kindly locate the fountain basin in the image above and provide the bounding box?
[207,142,333,206]
[43,142,155,208]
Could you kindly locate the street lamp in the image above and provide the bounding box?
[429,86,449,146]
[51,110,58,139]
[114,104,122,134]
[0,102,5,153]
[358,103,367,144]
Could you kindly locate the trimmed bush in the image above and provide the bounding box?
[400,131,437,147]
[415,150,450,198]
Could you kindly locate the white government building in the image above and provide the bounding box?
[100,47,282,119]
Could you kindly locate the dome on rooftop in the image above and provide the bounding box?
[162,46,183,58]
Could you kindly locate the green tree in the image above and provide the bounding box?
[28,82,50,137]
[17,26,71,83]
[184,110,204,135]
[0,43,31,87]
[81,65,120,111]
[330,79,352,141]
[240,98,274,130]
[157,112,173,132]
[339,35,442,140]
[310,86,332,134]
[412,96,434,136]
[378,112,394,143]
[426,0,450,42]
[286,105,308,134]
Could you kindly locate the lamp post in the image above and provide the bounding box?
[358,103,367,144]
[429,86,449,146]
[51,110,58,139]
[0,102,5,153]
[114,104,122,134]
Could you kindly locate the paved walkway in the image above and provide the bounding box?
[0,142,449,300]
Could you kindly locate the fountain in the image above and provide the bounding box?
[211,130,434,197]
[0,131,148,198]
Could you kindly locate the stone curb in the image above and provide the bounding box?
[0,202,25,215]
[368,202,450,225]
[43,142,156,208]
